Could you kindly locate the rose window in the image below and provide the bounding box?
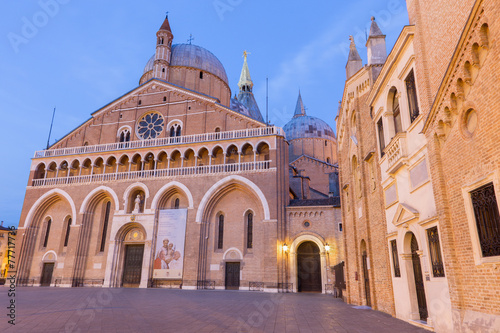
[137,112,164,139]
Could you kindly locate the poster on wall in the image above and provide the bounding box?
[153,209,187,279]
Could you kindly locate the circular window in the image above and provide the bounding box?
[137,112,164,140]
[461,108,478,139]
[465,109,478,134]
[303,221,311,228]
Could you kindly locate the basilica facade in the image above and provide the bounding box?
[15,16,342,293]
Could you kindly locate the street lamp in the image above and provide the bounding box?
[325,243,331,293]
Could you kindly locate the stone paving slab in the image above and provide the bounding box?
[1,287,429,333]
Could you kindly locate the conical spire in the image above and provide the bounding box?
[348,36,362,61]
[366,17,387,66]
[293,91,306,118]
[238,51,253,92]
[234,50,264,122]
[346,36,363,79]
[369,16,384,37]
[159,14,172,32]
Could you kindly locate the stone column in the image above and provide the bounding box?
[140,240,152,288]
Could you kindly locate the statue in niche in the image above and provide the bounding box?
[133,194,143,213]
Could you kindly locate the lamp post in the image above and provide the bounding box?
[283,243,288,292]
[325,243,331,293]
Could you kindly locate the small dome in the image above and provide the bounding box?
[143,55,155,74]
[283,115,336,141]
[143,44,229,85]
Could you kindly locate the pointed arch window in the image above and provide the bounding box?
[392,91,402,134]
[377,118,386,157]
[43,219,51,248]
[100,201,111,252]
[247,213,253,249]
[218,215,224,249]
[64,218,72,247]
[169,123,182,138]
[174,198,180,209]
[119,129,131,143]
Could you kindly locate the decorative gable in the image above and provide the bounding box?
[392,203,419,227]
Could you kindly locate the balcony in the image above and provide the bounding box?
[34,126,285,158]
[31,160,272,187]
[385,132,408,175]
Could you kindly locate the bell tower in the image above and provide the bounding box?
[153,14,174,81]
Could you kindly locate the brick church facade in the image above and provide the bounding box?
[15,16,343,293]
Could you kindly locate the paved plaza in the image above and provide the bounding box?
[2,287,429,333]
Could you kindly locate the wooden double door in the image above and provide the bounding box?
[122,244,144,287]
[40,263,54,286]
[297,242,322,292]
[225,262,240,290]
[411,234,428,321]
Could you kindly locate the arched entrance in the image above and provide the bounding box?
[297,242,321,292]
[104,223,149,288]
[121,228,146,288]
[40,251,57,287]
[410,233,428,321]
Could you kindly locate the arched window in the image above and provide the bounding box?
[64,218,72,247]
[218,215,224,249]
[119,128,131,143]
[100,201,111,252]
[352,156,361,197]
[392,90,402,134]
[169,123,182,138]
[377,118,386,156]
[174,198,180,209]
[247,213,253,249]
[43,219,51,248]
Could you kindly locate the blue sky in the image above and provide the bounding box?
[0,1,408,227]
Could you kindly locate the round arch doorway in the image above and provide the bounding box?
[297,241,322,292]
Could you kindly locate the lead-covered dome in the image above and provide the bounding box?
[171,44,228,84]
[143,44,228,85]
[283,92,335,141]
[284,115,336,141]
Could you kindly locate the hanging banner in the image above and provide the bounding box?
[153,209,187,279]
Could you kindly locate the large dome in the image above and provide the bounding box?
[283,115,336,141]
[143,44,228,85]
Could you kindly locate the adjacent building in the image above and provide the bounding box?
[339,0,500,331]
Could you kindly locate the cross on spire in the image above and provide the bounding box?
[165,11,169,18]
[243,50,250,59]
[187,34,194,44]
